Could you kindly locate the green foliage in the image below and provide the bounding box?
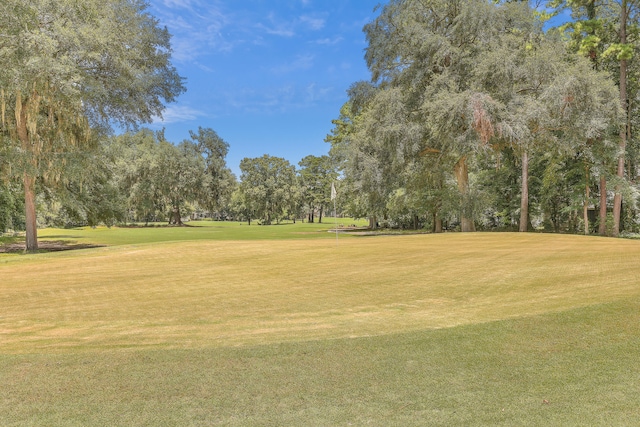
[323,0,630,233]
[157,138,207,224]
[298,155,337,222]
[189,127,236,215]
[238,155,300,224]
[110,128,231,225]
[112,130,165,223]
[0,0,185,129]
[602,42,635,60]
[0,181,24,232]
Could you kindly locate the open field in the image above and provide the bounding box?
[1,218,370,253]
[2,226,640,425]
[40,218,371,245]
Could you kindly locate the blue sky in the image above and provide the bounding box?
[146,0,381,176]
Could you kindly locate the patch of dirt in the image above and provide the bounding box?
[0,240,105,253]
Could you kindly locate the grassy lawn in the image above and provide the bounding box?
[2,228,640,425]
[34,218,370,247]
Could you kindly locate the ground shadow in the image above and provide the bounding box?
[0,240,105,254]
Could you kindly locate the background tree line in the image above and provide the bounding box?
[0,125,339,229]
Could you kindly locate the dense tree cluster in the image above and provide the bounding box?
[0,124,337,231]
[327,0,639,235]
[108,128,235,225]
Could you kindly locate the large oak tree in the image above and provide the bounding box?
[0,0,184,250]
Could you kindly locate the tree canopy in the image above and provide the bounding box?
[238,155,299,225]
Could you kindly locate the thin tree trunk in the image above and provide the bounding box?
[583,166,590,235]
[613,0,628,237]
[433,187,443,233]
[24,173,38,251]
[319,206,323,223]
[454,156,475,232]
[599,174,607,235]
[519,150,529,232]
[584,0,606,236]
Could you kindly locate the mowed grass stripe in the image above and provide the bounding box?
[3,300,640,426]
[2,233,639,353]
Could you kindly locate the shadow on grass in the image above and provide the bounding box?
[0,240,106,254]
[40,235,87,239]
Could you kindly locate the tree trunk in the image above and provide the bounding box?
[599,174,607,235]
[369,216,377,229]
[319,206,323,223]
[583,167,590,235]
[434,212,443,233]
[16,99,38,252]
[170,205,183,225]
[24,173,38,251]
[613,0,628,237]
[453,156,475,232]
[519,150,529,232]
[433,192,443,233]
[461,219,475,232]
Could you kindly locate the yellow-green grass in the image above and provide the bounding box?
[2,232,640,425]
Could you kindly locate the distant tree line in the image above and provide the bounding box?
[0,125,339,229]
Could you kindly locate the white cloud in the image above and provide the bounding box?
[161,0,197,9]
[304,83,332,103]
[271,54,315,74]
[150,1,233,62]
[152,105,206,124]
[255,12,327,38]
[257,13,296,37]
[194,61,214,73]
[315,36,343,45]
[222,82,334,114]
[150,2,336,65]
[261,26,296,37]
[300,16,325,30]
